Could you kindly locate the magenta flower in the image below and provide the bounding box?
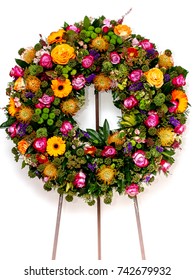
[33,137,47,153]
[73,171,86,188]
[132,150,149,168]
[82,55,94,68]
[124,95,138,109]
[66,25,80,33]
[60,121,73,135]
[8,122,18,138]
[174,124,186,134]
[36,94,55,109]
[72,74,86,90]
[160,159,171,172]
[128,69,143,82]
[39,53,53,69]
[101,146,117,157]
[110,51,121,64]
[139,39,154,50]
[125,183,139,197]
[168,100,178,113]
[172,74,186,87]
[144,111,159,127]
[9,65,24,78]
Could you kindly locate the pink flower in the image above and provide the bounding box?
[168,100,178,113]
[60,121,73,135]
[66,25,80,33]
[132,150,149,168]
[139,39,154,50]
[174,124,186,134]
[172,74,186,87]
[8,122,18,138]
[73,171,86,188]
[160,159,171,172]
[36,94,55,109]
[125,183,139,197]
[128,69,143,82]
[33,137,47,153]
[72,74,86,90]
[82,55,94,68]
[144,111,159,127]
[132,38,139,46]
[110,51,121,64]
[39,53,53,69]
[9,65,24,78]
[101,146,117,157]
[124,95,138,109]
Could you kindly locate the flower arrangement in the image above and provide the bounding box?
[0,15,189,205]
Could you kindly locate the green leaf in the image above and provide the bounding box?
[83,16,90,29]
[0,117,16,128]
[15,58,29,68]
[103,119,110,142]
[86,128,103,144]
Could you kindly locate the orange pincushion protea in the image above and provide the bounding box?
[61,99,79,115]
[171,89,188,113]
[90,36,109,52]
[8,97,20,117]
[93,74,112,91]
[47,29,65,45]
[43,163,58,179]
[108,131,126,146]
[16,106,34,123]
[51,78,72,98]
[157,127,175,147]
[97,166,115,185]
[25,75,41,92]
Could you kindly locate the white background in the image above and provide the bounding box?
[0,0,195,279]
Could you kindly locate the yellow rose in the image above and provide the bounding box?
[145,68,164,88]
[51,44,75,65]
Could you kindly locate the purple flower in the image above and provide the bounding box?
[128,82,143,92]
[169,116,180,127]
[17,123,28,137]
[164,74,170,83]
[86,73,96,83]
[87,163,97,172]
[146,49,158,59]
[144,174,151,183]
[124,142,133,153]
[89,49,100,60]
[25,92,34,98]
[156,146,164,153]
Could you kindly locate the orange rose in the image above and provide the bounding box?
[51,44,75,65]
[18,140,30,155]
[114,24,132,39]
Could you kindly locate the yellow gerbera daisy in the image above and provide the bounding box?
[90,36,109,52]
[16,106,34,123]
[47,29,65,45]
[51,78,72,98]
[171,89,188,113]
[93,74,112,91]
[108,131,126,146]
[8,97,20,117]
[26,75,41,92]
[97,166,115,185]
[43,163,57,179]
[46,136,66,157]
[157,127,175,147]
[61,99,79,115]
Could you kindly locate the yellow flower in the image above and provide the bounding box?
[46,136,66,157]
[21,48,36,64]
[18,140,30,155]
[97,166,115,185]
[61,99,79,115]
[43,163,57,179]
[145,68,164,88]
[51,44,75,65]
[114,24,132,39]
[8,97,20,117]
[158,53,173,69]
[171,89,188,113]
[90,36,109,52]
[158,127,175,146]
[13,77,25,91]
[16,106,34,123]
[47,29,65,45]
[93,74,112,91]
[26,75,41,92]
[51,78,72,98]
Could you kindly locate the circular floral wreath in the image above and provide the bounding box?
[0,15,189,205]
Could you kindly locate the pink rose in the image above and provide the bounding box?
[82,55,94,68]
[128,69,143,82]
[101,146,117,157]
[168,100,178,113]
[132,150,149,168]
[39,53,53,69]
[124,95,138,109]
[172,74,186,87]
[72,74,86,90]
[73,171,86,188]
[110,51,121,64]
[125,183,139,197]
[60,121,73,135]
[174,124,186,134]
[9,65,24,78]
[144,111,159,127]
[139,39,154,50]
[8,122,18,138]
[33,137,47,153]
[66,25,80,33]
[36,94,55,109]
[160,159,171,172]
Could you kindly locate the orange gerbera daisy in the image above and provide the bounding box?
[61,99,79,115]
[47,29,65,45]
[51,78,72,98]
[8,97,20,117]
[16,106,34,123]
[46,136,66,157]
[26,75,41,92]
[171,89,188,113]
[97,166,115,185]
[90,36,109,52]
[93,74,112,91]
[43,163,57,179]
[18,139,30,155]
